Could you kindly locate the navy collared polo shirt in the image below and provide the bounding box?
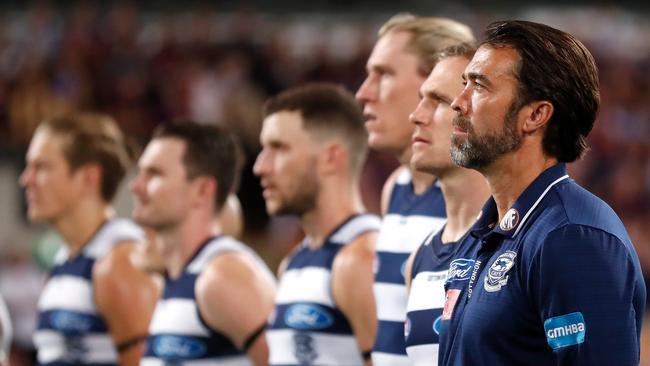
[439,163,646,366]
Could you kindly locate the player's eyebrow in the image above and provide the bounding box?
[368,63,394,75]
[425,89,453,105]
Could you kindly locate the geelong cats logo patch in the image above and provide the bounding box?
[484,251,516,292]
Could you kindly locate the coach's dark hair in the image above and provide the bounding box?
[263,83,368,172]
[483,20,600,162]
[40,113,133,203]
[153,121,243,212]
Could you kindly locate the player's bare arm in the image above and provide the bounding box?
[94,240,160,366]
[332,231,379,366]
[196,251,277,366]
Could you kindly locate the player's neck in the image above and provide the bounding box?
[482,145,558,222]
[301,181,364,250]
[157,211,218,279]
[55,200,113,258]
[396,143,413,167]
[392,145,436,194]
[409,167,436,195]
[439,168,490,243]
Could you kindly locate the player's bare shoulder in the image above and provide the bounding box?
[333,230,377,271]
[195,246,276,347]
[93,240,155,288]
[196,249,275,303]
[93,239,160,311]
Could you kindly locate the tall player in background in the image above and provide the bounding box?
[402,44,489,365]
[355,14,474,365]
[255,83,380,365]
[20,114,159,365]
[132,122,276,365]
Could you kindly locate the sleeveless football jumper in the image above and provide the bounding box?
[372,167,446,366]
[267,214,381,366]
[142,235,272,366]
[34,218,144,365]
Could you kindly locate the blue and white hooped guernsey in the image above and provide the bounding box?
[404,228,469,366]
[34,218,144,366]
[142,235,271,366]
[373,167,446,366]
[267,214,381,366]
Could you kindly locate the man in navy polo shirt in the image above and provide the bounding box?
[439,20,646,366]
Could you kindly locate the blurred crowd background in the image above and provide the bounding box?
[0,1,648,364]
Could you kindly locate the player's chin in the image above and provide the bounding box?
[27,208,48,223]
[263,200,281,216]
[367,134,393,152]
[411,159,433,174]
[132,210,152,227]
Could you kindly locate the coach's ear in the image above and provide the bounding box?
[319,141,348,176]
[522,100,554,134]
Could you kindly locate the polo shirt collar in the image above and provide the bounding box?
[471,163,570,239]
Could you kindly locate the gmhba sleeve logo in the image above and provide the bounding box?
[544,312,586,350]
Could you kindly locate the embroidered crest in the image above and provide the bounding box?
[484,251,516,292]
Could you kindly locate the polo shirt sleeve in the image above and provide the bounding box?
[529,224,641,366]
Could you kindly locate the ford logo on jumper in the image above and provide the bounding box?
[285,304,333,330]
[447,259,475,282]
[153,335,207,359]
[51,311,94,333]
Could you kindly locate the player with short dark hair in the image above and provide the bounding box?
[256,83,380,365]
[132,121,276,366]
